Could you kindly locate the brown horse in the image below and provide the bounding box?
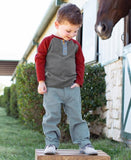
[95,0,131,40]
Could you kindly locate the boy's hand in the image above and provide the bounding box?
[38,81,47,94]
[71,83,80,88]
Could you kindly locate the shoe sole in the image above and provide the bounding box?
[80,151,98,155]
[44,152,56,155]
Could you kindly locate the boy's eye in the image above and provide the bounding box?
[66,30,71,33]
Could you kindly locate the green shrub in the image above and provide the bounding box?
[15,63,106,141]
[3,87,10,115]
[0,95,4,107]
[10,83,19,118]
[16,63,44,131]
[81,64,106,110]
[81,64,106,136]
[60,64,106,140]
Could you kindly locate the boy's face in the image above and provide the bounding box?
[55,21,81,41]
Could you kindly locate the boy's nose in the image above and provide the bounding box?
[70,32,77,38]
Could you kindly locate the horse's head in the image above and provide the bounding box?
[95,0,130,40]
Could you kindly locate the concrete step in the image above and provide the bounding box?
[35,149,110,160]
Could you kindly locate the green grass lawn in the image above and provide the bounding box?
[0,107,131,160]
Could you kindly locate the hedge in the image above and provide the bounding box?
[0,95,4,107]
[16,63,44,131]
[0,84,18,118]
[10,84,19,118]
[2,63,106,141]
[60,64,106,140]
[81,64,106,136]
[3,87,10,115]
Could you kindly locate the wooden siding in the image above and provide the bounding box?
[0,60,19,76]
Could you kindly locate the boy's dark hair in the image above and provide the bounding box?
[56,3,82,25]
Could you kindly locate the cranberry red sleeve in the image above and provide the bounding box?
[75,42,85,87]
[35,36,51,82]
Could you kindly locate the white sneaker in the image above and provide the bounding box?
[80,144,98,155]
[44,145,57,155]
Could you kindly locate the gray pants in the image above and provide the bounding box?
[42,87,91,148]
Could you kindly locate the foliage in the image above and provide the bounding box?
[2,62,106,141]
[3,87,10,115]
[81,64,106,135]
[0,95,4,107]
[10,83,19,118]
[59,64,106,140]
[16,63,44,131]
[82,64,106,111]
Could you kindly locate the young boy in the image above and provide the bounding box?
[35,3,98,155]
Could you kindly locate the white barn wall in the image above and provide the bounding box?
[82,0,124,141]
[98,19,124,142]
[99,19,124,65]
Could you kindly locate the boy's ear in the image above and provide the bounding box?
[55,21,59,29]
